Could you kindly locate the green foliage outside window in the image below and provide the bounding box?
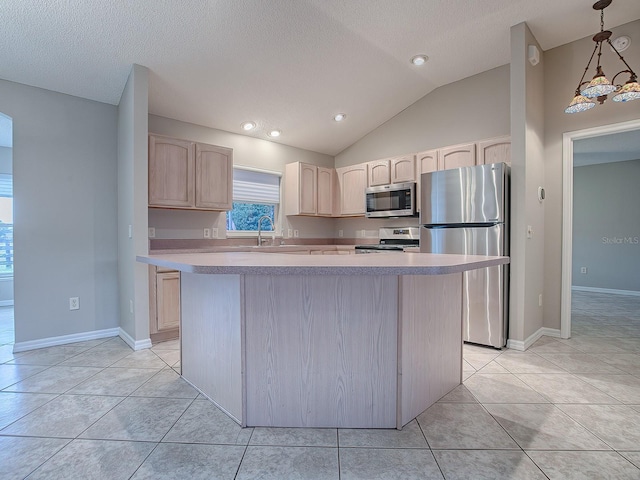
[226,203,275,231]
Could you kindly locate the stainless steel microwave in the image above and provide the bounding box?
[365,182,416,218]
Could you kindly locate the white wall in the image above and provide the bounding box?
[147,115,336,239]
[0,79,119,345]
[572,159,640,292]
[543,19,640,330]
[335,65,510,167]
[117,65,150,346]
[509,23,546,345]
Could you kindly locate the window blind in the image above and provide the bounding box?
[233,168,280,204]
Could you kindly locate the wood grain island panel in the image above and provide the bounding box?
[138,252,508,429]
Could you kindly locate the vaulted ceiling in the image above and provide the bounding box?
[2,0,640,155]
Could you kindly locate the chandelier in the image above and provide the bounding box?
[565,0,640,114]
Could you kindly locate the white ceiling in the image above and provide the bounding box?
[1,0,640,155]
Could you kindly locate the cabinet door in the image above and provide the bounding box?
[478,136,511,166]
[149,135,195,207]
[368,160,391,187]
[298,163,317,215]
[415,150,439,212]
[285,162,317,215]
[391,155,416,183]
[195,143,233,210]
[439,143,476,170]
[336,164,367,216]
[317,167,334,216]
[156,271,181,332]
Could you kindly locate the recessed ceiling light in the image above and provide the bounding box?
[268,130,281,138]
[241,121,256,131]
[333,113,347,122]
[411,54,428,66]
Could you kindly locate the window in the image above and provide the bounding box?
[0,173,13,275]
[226,168,281,233]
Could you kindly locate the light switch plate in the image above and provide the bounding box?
[212,228,218,238]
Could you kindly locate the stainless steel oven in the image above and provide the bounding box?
[365,182,416,218]
[355,227,419,254]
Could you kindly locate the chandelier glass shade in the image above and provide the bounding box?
[565,0,639,113]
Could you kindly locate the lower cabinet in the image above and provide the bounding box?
[149,266,180,343]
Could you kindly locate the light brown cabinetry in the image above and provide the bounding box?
[415,150,439,212]
[336,164,367,216]
[285,162,317,215]
[195,143,233,210]
[285,162,335,216]
[316,167,335,216]
[148,134,233,211]
[368,160,391,187]
[478,136,511,166]
[438,142,476,170]
[390,155,416,183]
[149,266,180,343]
[368,155,416,187]
[149,135,194,208]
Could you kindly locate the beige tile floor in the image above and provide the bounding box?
[1,292,639,479]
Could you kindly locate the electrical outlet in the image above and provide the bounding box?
[580,267,588,274]
[294,229,299,238]
[212,227,218,238]
[526,225,533,239]
[148,227,155,238]
[204,228,211,238]
[287,229,293,238]
[69,297,79,310]
[338,230,344,238]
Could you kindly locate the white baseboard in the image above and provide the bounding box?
[507,327,561,352]
[572,286,640,297]
[13,328,120,353]
[0,300,13,306]
[118,328,152,351]
[540,327,562,338]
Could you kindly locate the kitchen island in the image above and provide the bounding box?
[137,251,509,429]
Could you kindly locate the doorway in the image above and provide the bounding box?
[561,118,640,337]
[0,112,14,346]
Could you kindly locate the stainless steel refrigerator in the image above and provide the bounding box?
[420,163,509,348]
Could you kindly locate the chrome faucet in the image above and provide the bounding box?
[257,215,274,246]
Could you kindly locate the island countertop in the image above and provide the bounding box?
[137,251,509,276]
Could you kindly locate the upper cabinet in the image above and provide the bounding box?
[316,167,335,216]
[336,164,367,216]
[148,134,233,211]
[368,155,416,187]
[390,155,416,183]
[368,160,391,187]
[416,149,439,177]
[438,142,476,170]
[149,135,195,208]
[195,143,233,210]
[285,162,318,216]
[478,136,511,166]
